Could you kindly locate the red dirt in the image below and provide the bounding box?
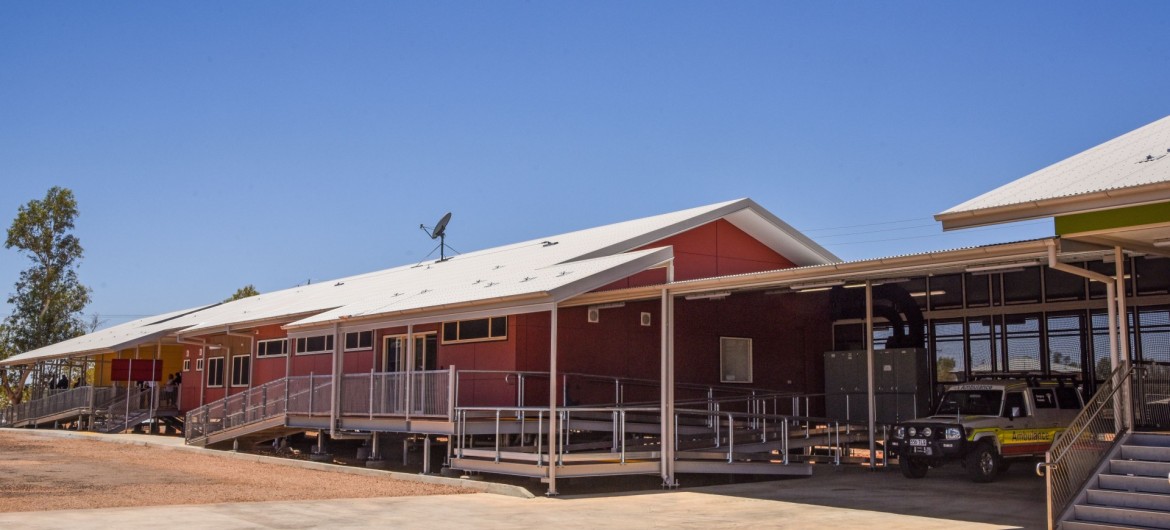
[0,431,471,513]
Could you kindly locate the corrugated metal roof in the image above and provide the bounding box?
[939,114,1170,220]
[0,305,214,365]
[2,198,833,366]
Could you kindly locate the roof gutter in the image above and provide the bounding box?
[564,238,1058,307]
[281,292,552,332]
[936,182,1170,231]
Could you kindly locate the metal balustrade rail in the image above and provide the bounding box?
[340,369,452,418]
[454,405,663,467]
[186,375,328,444]
[452,398,872,474]
[0,386,117,427]
[94,386,157,434]
[1038,362,1170,529]
[452,369,797,411]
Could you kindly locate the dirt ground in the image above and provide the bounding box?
[0,431,472,513]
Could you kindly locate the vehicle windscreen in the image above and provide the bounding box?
[935,390,1003,416]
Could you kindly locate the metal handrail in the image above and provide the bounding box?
[0,385,117,427]
[1037,364,1134,530]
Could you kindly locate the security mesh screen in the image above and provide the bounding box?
[1004,314,1041,372]
[932,320,965,382]
[968,317,997,373]
[1092,310,1137,380]
[1139,306,1170,364]
[1047,313,1085,373]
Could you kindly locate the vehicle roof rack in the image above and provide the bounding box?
[969,372,1082,388]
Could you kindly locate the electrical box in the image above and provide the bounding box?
[823,348,930,424]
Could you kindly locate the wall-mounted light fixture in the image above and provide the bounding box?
[1154,238,1170,248]
[684,291,731,301]
[965,261,1039,274]
[789,280,845,293]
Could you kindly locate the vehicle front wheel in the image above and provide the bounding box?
[899,456,929,479]
[964,443,1000,483]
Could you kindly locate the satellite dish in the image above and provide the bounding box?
[419,212,455,262]
[431,212,452,240]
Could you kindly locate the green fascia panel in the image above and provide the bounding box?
[1055,202,1170,235]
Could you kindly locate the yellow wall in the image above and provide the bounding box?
[94,344,185,385]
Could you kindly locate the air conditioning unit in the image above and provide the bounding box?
[587,308,600,323]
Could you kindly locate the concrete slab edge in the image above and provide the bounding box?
[1,428,535,499]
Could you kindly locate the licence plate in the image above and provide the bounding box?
[909,439,928,447]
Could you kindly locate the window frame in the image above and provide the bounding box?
[182,359,191,372]
[295,334,335,355]
[206,357,225,388]
[719,336,753,384]
[344,330,374,352]
[196,358,204,371]
[441,316,508,344]
[256,338,288,358]
[230,354,250,388]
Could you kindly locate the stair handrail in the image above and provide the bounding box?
[1037,363,1136,530]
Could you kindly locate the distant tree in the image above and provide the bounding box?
[936,357,958,382]
[225,284,260,302]
[0,187,91,405]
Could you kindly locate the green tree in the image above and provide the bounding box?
[224,284,260,302]
[936,357,958,382]
[0,187,91,405]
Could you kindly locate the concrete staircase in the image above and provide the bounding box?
[1063,433,1170,530]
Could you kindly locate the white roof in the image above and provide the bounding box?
[937,114,1170,230]
[0,305,214,365]
[2,198,835,366]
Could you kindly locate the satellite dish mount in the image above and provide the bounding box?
[420,212,454,262]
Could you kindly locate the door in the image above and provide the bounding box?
[381,333,438,414]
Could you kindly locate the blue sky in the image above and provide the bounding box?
[1,2,1168,328]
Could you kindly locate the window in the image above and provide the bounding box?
[257,339,288,357]
[1135,256,1170,295]
[1045,266,1086,302]
[1138,306,1170,364]
[968,317,997,373]
[344,330,373,351]
[183,359,191,372]
[929,274,964,310]
[1032,388,1057,409]
[231,355,250,387]
[1002,268,1042,305]
[196,358,204,371]
[720,337,752,383]
[442,316,507,344]
[1047,313,1085,373]
[965,273,991,307]
[296,334,334,355]
[1003,314,1041,372]
[1004,392,1029,418]
[932,320,966,383]
[206,357,224,387]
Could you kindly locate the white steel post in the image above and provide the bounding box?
[1115,246,1134,430]
[405,324,415,422]
[331,322,342,438]
[660,259,676,487]
[547,304,559,496]
[866,280,877,470]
